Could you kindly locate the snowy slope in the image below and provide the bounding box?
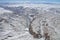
[0,4,60,40]
[0,7,13,14]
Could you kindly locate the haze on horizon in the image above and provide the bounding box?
[0,0,60,4]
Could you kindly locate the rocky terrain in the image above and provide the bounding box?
[0,4,60,40]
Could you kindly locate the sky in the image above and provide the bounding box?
[0,0,60,4]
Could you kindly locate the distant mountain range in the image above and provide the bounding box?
[0,2,60,5]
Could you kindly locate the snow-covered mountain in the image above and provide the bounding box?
[0,4,60,40]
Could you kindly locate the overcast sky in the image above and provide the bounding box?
[0,0,60,4]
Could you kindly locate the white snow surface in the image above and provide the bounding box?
[0,7,13,14]
[0,4,60,40]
